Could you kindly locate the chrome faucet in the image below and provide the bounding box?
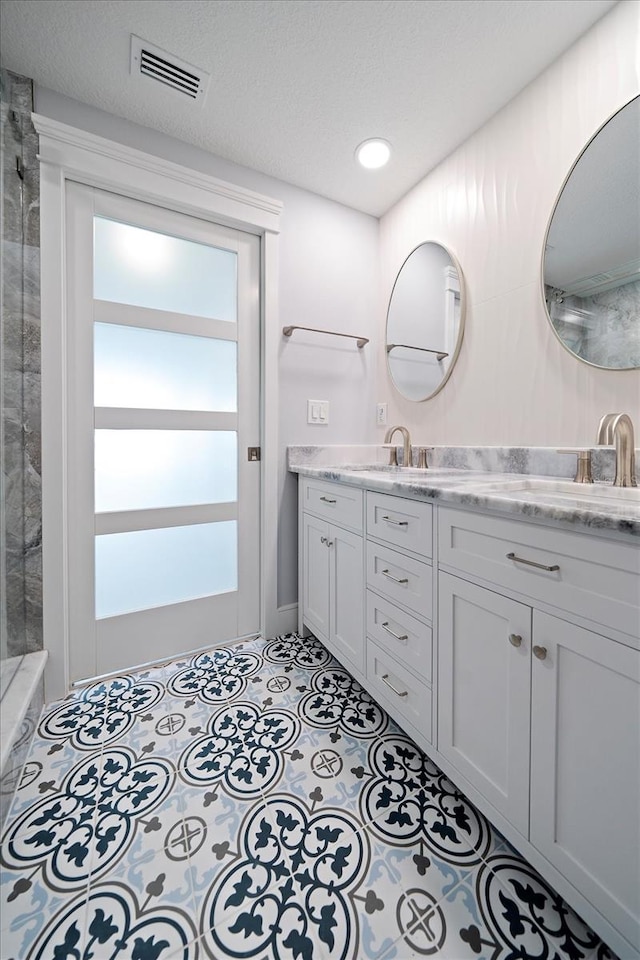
[596,413,637,487]
[384,425,412,467]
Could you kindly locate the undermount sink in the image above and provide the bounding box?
[473,478,640,504]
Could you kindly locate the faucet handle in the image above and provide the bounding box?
[556,449,593,483]
[417,447,434,469]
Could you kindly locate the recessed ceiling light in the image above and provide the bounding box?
[356,138,391,169]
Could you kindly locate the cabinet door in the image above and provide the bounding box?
[302,513,330,642]
[330,524,364,672]
[438,572,531,835]
[531,612,640,953]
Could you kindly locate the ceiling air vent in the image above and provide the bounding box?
[130,35,210,105]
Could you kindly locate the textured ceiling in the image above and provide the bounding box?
[0,0,617,216]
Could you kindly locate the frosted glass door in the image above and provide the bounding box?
[65,184,260,682]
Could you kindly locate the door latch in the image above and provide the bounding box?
[248,447,261,462]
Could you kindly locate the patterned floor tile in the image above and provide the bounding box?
[1,737,100,840]
[107,835,198,932]
[360,733,493,873]
[26,882,199,959]
[377,874,501,960]
[118,691,218,765]
[261,632,337,673]
[0,861,85,960]
[179,698,301,799]
[166,646,267,708]
[482,852,610,960]
[175,784,267,930]
[298,663,391,742]
[0,633,620,960]
[37,673,166,754]
[261,709,370,816]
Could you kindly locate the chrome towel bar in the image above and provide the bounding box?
[282,325,369,348]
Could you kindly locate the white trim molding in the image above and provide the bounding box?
[34,114,282,700]
[33,115,282,232]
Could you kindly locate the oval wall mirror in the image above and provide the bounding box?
[386,241,465,401]
[543,95,640,370]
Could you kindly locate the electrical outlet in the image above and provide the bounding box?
[307,400,329,424]
[376,403,387,426]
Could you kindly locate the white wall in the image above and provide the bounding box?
[34,87,379,610]
[377,0,640,447]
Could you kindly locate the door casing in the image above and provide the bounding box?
[35,114,288,701]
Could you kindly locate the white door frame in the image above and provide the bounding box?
[34,114,283,701]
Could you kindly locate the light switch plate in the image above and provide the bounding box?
[307,399,329,424]
[376,402,388,425]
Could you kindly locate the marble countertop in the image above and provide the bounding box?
[289,462,640,538]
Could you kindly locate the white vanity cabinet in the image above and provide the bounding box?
[437,505,640,956]
[530,612,640,953]
[365,492,434,744]
[297,475,640,958]
[299,479,365,672]
[437,572,532,835]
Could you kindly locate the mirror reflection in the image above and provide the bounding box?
[543,96,640,370]
[386,241,465,401]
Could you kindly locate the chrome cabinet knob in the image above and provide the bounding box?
[509,634,522,647]
[533,645,548,660]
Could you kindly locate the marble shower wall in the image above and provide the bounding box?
[549,280,640,369]
[1,69,42,659]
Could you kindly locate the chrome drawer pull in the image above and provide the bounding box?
[319,496,336,504]
[509,633,522,647]
[381,674,409,698]
[506,552,560,573]
[533,645,548,660]
[381,569,409,584]
[382,515,408,526]
[381,622,409,642]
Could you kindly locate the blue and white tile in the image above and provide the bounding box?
[0,856,84,955]
[120,695,216,766]
[360,732,492,871]
[37,673,165,752]
[261,632,337,674]
[25,882,199,960]
[483,852,609,960]
[263,714,371,819]
[298,664,390,742]
[1,736,98,838]
[179,698,301,802]
[0,633,621,960]
[179,785,265,926]
[106,833,198,935]
[376,873,500,960]
[166,646,266,708]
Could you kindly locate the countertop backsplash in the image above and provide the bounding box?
[288,444,637,483]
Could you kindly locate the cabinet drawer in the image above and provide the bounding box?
[439,507,640,641]
[302,479,363,532]
[367,541,432,620]
[366,590,432,681]
[367,639,432,743]
[367,492,432,557]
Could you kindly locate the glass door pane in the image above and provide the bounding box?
[94,324,237,411]
[92,213,239,622]
[95,522,237,618]
[94,217,237,320]
[95,430,237,512]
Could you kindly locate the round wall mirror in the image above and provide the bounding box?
[543,96,640,370]
[386,241,465,401]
